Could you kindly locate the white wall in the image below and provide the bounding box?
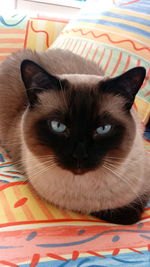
[16,0,81,17]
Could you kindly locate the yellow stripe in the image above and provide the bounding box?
[0,43,23,48]
[0,194,8,222]
[111,7,150,20]
[0,34,25,39]
[99,14,150,33]
[19,184,49,220]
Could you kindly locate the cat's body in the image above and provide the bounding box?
[0,48,149,224]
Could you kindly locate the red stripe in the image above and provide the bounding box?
[85,43,93,59]
[87,250,105,258]
[75,39,82,54]
[68,39,74,50]
[97,48,105,66]
[0,218,101,228]
[24,19,30,48]
[92,46,99,62]
[103,50,113,73]
[0,161,12,166]
[136,59,141,66]
[30,21,49,48]
[30,17,69,24]
[0,181,28,192]
[72,40,78,52]
[47,253,68,262]
[110,52,122,76]
[112,248,120,256]
[72,251,80,261]
[64,38,71,49]
[129,248,143,254]
[30,254,40,267]
[0,261,18,267]
[80,42,87,57]
[122,55,131,73]
[0,174,20,179]
[142,68,150,90]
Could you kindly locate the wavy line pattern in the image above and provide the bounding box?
[63,28,150,52]
[30,20,50,48]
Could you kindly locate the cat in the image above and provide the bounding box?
[0,48,149,225]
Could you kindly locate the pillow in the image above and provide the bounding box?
[0,12,28,62]
[52,0,150,124]
[25,16,68,52]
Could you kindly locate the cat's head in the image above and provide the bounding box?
[20,60,146,175]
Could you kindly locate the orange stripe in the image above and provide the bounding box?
[0,191,16,222]
[110,52,122,77]
[122,55,131,73]
[97,48,105,66]
[142,68,150,89]
[13,186,36,221]
[80,42,87,57]
[0,29,25,34]
[85,43,93,59]
[64,38,72,49]
[28,186,55,220]
[72,40,78,52]
[136,59,141,66]
[24,19,30,48]
[0,55,9,61]
[103,50,113,73]
[0,38,24,43]
[92,46,99,62]
[68,39,74,50]
[0,48,21,53]
[75,39,82,54]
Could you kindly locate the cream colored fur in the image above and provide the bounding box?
[21,107,150,214]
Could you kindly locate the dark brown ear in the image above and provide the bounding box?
[20,60,60,107]
[101,67,146,110]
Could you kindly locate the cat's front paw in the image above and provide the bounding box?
[90,198,147,225]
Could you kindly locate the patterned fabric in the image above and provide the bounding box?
[52,0,150,124]
[0,141,150,266]
[0,12,68,62]
[1,3,150,266]
[24,17,68,52]
[0,13,28,61]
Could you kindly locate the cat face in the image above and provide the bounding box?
[21,60,146,175]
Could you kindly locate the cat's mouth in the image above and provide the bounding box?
[73,168,86,175]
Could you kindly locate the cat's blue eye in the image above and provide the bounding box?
[51,120,66,133]
[96,124,112,135]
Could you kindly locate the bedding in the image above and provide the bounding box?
[0,1,150,266]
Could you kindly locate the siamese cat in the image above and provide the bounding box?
[0,48,149,224]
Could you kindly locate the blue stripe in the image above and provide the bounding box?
[78,18,150,38]
[0,164,13,168]
[121,2,150,15]
[102,11,150,27]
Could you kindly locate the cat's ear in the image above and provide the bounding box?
[101,67,146,110]
[20,60,60,106]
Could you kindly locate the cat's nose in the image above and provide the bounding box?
[72,142,88,160]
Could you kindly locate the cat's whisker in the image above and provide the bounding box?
[28,163,56,179]
[103,164,143,206]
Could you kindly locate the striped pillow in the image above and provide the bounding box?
[0,13,28,62]
[52,0,150,124]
